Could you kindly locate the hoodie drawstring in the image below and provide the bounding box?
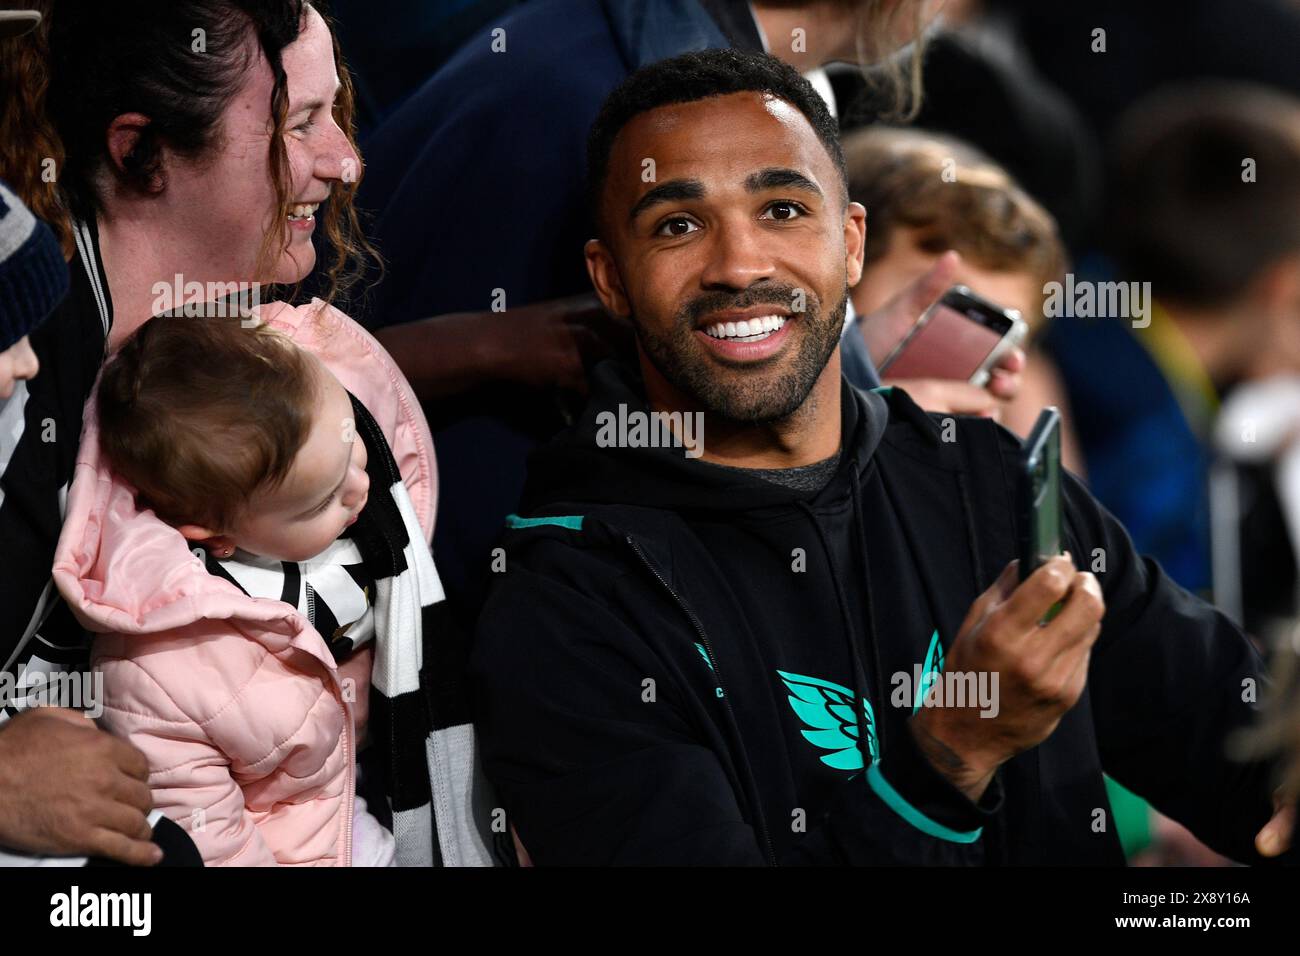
[875,446,1009,864]
[796,457,887,774]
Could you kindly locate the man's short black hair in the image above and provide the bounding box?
[586,48,848,232]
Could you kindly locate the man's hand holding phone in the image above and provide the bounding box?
[908,556,1105,804]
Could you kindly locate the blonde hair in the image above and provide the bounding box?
[754,0,932,121]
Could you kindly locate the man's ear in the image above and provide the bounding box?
[585,238,632,318]
[105,113,165,193]
[844,201,867,288]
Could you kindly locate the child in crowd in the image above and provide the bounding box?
[0,178,64,400]
[841,126,1085,473]
[53,307,487,866]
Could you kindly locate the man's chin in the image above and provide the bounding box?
[695,367,815,425]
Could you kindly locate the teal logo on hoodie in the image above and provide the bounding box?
[695,642,724,698]
[777,671,879,771]
[914,630,945,715]
[779,632,945,770]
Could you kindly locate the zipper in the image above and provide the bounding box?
[323,640,354,866]
[624,534,778,866]
[292,608,355,865]
[341,693,354,866]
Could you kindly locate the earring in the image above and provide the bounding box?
[222,547,234,559]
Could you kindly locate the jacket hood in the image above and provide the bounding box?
[51,400,334,663]
[519,359,895,517]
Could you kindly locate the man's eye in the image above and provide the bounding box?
[762,201,806,221]
[655,217,699,237]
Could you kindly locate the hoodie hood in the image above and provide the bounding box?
[520,359,894,516]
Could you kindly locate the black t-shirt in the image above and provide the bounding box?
[700,451,843,495]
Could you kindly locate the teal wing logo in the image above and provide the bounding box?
[777,670,879,771]
[695,642,724,698]
[914,629,945,715]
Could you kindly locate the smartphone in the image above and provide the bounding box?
[1019,407,1063,583]
[877,285,1027,387]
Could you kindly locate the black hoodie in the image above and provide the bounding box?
[471,361,1288,865]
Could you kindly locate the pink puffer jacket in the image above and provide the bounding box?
[51,300,437,866]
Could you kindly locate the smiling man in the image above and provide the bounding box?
[470,49,1295,866]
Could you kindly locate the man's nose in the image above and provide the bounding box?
[698,219,777,290]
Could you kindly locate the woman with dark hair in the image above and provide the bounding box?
[0,1,490,867]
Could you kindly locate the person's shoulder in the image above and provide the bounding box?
[871,385,1022,468]
[482,506,677,611]
[259,298,393,378]
[391,0,621,114]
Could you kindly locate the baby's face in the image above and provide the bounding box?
[227,358,370,562]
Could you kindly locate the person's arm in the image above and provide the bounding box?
[372,293,633,403]
[473,557,1002,865]
[1061,469,1294,863]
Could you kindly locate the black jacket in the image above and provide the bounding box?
[471,361,1288,865]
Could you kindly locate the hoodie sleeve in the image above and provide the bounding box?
[473,551,1001,865]
[1060,470,1294,864]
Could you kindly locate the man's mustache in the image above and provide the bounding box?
[676,285,813,327]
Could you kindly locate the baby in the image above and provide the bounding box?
[91,314,397,865]
[98,315,370,564]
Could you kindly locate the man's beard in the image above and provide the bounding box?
[636,282,848,425]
